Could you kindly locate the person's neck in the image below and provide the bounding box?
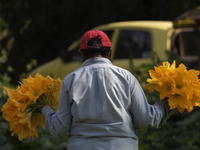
[93,55,102,58]
[83,55,109,62]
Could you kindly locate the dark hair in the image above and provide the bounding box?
[80,36,111,58]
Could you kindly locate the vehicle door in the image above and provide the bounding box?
[171,6,200,69]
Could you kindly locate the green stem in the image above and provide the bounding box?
[159,110,173,128]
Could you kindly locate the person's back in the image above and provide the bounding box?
[40,30,168,150]
[66,57,138,149]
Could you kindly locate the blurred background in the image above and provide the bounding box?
[1,0,200,150]
[1,0,200,85]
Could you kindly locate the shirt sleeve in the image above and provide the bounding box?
[41,82,72,135]
[129,74,169,128]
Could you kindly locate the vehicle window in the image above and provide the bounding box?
[114,30,152,59]
[174,31,200,56]
[70,30,114,61]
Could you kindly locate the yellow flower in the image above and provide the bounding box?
[173,71,194,99]
[2,73,62,141]
[146,60,200,113]
[168,94,193,113]
[2,98,20,121]
[23,74,46,102]
[155,76,176,99]
[192,89,200,107]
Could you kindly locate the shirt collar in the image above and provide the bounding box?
[81,57,112,67]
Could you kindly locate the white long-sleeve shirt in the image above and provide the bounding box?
[42,57,168,150]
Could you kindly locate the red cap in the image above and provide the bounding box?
[79,30,112,50]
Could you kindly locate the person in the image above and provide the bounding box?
[38,30,169,150]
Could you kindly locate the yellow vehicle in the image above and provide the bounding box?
[29,6,200,80]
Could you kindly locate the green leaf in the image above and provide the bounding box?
[0,134,6,145]
[0,143,13,150]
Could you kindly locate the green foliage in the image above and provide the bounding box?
[138,108,200,150]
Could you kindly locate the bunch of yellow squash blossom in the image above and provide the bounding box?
[2,73,62,141]
[146,60,200,113]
